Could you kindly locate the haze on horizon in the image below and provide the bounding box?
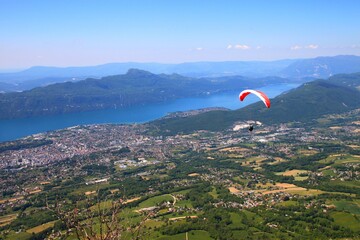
[1,0,360,70]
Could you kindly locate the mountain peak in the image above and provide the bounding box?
[125,68,154,77]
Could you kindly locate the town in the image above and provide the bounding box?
[0,109,359,239]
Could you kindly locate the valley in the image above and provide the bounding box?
[0,107,359,239]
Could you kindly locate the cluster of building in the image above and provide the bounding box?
[0,111,358,214]
[0,116,345,170]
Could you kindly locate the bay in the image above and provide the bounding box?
[0,83,299,142]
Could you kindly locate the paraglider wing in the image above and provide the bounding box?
[239,89,271,108]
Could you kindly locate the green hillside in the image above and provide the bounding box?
[152,73,360,134]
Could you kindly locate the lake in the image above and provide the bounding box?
[0,84,299,142]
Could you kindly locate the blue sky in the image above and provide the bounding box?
[1,0,360,69]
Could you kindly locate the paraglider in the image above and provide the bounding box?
[248,124,254,132]
[239,89,271,132]
[239,89,271,108]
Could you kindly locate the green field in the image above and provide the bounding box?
[163,211,198,219]
[242,210,264,224]
[327,180,360,188]
[157,230,212,240]
[26,220,57,234]
[229,212,246,229]
[322,169,336,177]
[175,199,193,208]
[330,211,360,231]
[71,181,110,195]
[208,186,218,199]
[333,200,360,215]
[3,231,32,240]
[319,154,360,165]
[144,219,165,228]
[277,200,299,207]
[138,194,174,208]
[172,189,193,195]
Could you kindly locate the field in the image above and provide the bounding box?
[297,149,318,155]
[228,187,241,194]
[175,199,193,208]
[124,196,141,204]
[267,157,287,165]
[282,169,308,176]
[0,214,17,227]
[0,196,24,204]
[277,200,299,207]
[242,156,268,167]
[276,169,309,181]
[319,154,360,165]
[138,194,174,208]
[322,168,337,177]
[208,186,218,199]
[26,220,57,234]
[188,173,200,177]
[219,147,249,153]
[71,181,110,195]
[330,211,360,232]
[144,219,165,228]
[330,200,360,215]
[261,183,324,196]
[168,215,198,221]
[326,179,360,189]
[4,231,32,240]
[157,230,212,240]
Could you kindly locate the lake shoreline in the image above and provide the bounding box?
[0,84,299,142]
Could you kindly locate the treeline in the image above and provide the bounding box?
[0,139,53,153]
[161,207,235,240]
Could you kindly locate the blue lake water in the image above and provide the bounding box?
[0,84,299,142]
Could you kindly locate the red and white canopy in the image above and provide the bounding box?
[239,89,271,108]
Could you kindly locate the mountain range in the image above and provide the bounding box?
[1,55,360,92]
[0,69,290,119]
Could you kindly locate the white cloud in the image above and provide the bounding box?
[291,45,302,50]
[305,44,319,49]
[227,44,232,49]
[195,47,203,51]
[291,44,319,50]
[234,44,250,50]
[256,46,262,49]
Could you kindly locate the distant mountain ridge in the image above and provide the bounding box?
[151,72,360,134]
[280,55,360,79]
[0,60,294,89]
[1,55,360,92]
